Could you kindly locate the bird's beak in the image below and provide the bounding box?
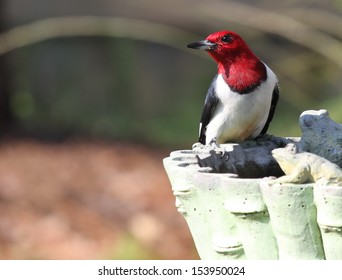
[187,40,217,51]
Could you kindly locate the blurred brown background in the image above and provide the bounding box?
[0,0,341,259]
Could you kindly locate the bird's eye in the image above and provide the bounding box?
[221,34,233,43]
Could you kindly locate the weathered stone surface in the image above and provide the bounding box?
[163,150,339,259]
[299,109,342,167]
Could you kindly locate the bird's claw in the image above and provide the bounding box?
[208,138,226,158]
[192,139,227,159]
[192,142,204,151]
[209,137,220,148]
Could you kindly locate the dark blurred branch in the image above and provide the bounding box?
[0,11,340,69]
[0,16,206,58]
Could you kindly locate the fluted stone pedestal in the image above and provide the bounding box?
[163,110,342,259]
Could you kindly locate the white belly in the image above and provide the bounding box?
[205,67,277,144]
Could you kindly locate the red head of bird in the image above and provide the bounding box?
[187,30,267,94]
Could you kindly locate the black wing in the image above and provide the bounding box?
[199,75,219,144]
[260,84,279,135]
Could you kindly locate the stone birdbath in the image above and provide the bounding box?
[163,110,342,260]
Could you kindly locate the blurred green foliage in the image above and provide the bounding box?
[108,234,160,260]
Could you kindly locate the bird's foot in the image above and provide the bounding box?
[192,142,204,151]
[209,137,220,148]
[193,138,220,150]
[192,138,226,158]
[208,138,226,158]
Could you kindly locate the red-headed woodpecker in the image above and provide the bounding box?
[187,30,279,145]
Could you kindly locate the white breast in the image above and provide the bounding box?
[205,65,277,144]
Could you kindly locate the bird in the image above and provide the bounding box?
[187,30,279,145]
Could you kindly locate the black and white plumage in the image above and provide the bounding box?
[188,30,279,145]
